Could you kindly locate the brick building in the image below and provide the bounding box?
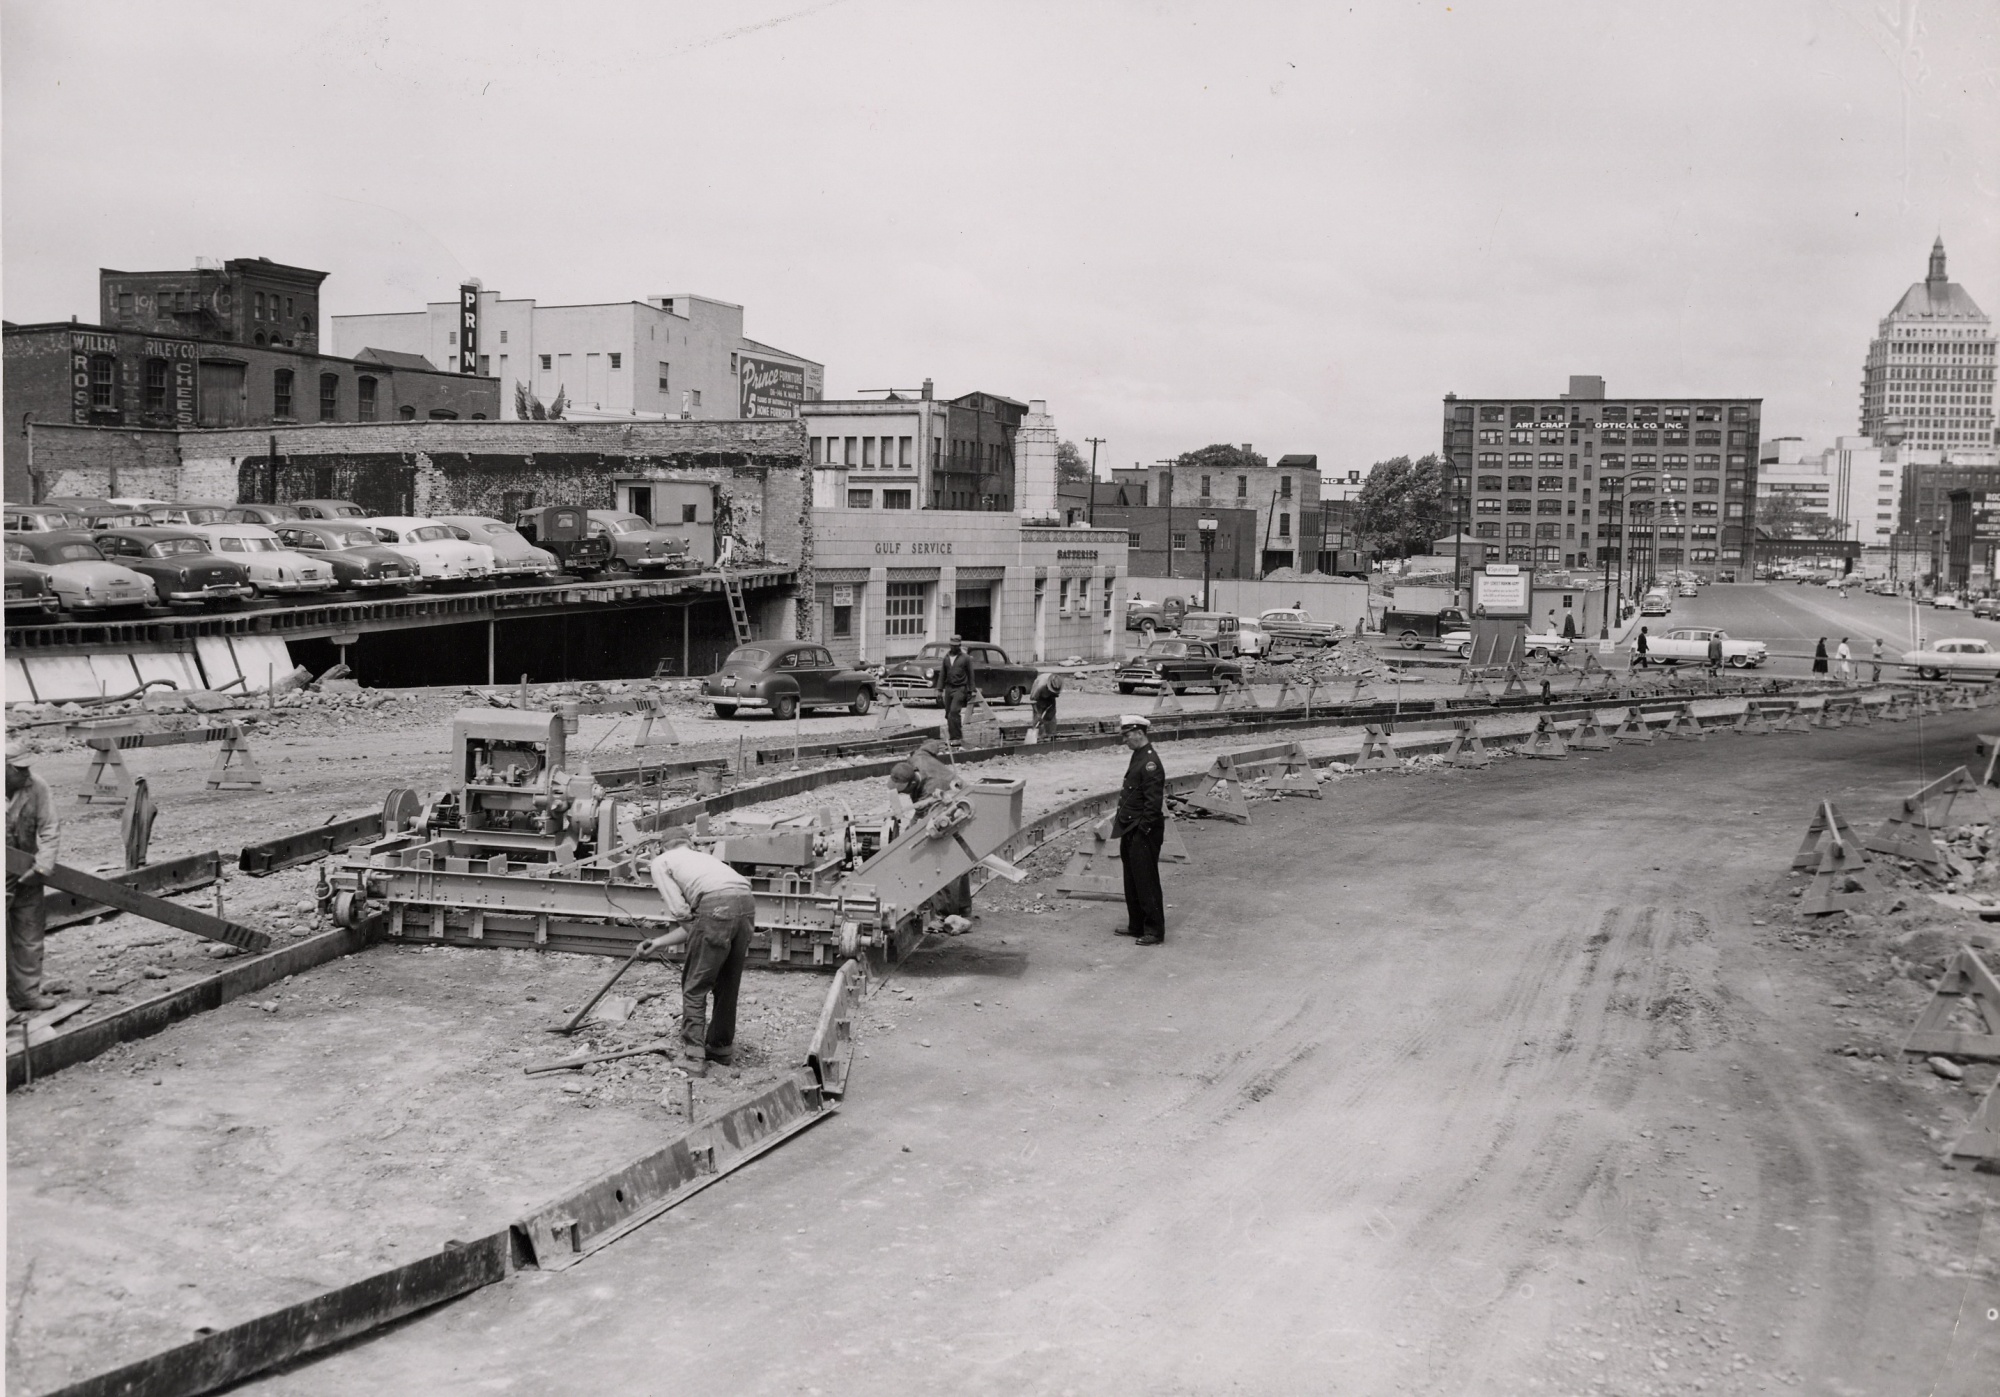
[100,256,329,352]
[805,386,1028,515]
[1441,376,1763,583]
[1090,503,1259,582]
[1110,451,1323,575]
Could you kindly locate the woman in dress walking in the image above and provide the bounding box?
[1812,637,1829,675]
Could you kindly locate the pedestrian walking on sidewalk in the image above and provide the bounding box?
[935,635,977,744]
[1812,638,1829,675]
[1706,632,1724,678]
[6,740,60,1017]
[648,827,756,1072]
[1562,612,1578,640]
[1634,626,1651,669]
[1871,637,1885,683]
[1836,637,1853,682]
[1110,715,1167,945]
[1029,669,1064,741]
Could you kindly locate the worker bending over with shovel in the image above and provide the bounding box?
[647,826,755,1074]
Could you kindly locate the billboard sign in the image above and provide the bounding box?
[739,355,806,418]
[1472,564,1530,615]
[144,337,200,426]
[458,284,479,374]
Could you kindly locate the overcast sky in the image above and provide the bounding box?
[5,1,1996,482]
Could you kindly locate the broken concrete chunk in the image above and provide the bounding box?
[1928,1056,1966,1081]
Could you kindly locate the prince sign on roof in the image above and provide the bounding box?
[739,355,804,418]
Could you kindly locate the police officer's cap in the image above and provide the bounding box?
[1119,714,1150,731]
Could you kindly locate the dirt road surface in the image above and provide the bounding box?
[23,706,1957,1395]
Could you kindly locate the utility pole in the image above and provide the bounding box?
[1084,436,1106,525]
[1199,518,1218,611]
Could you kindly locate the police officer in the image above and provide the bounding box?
[935,635,977,744]
[1029,669,1064,741]
[1110,714,1167,945]
[6,739,61,1016]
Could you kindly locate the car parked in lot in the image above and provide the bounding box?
[585,510,697,574]
[4,544,61,620]
[881,641,1040,706]
[357,517,493,584]
[1177,611,1246,656]
[1903,638,2000,681]
[90,528,254,606]
[1235,616,1271,657]
[1125,595,1185,636]
[1633,626,1767,668]
[271,523,418,592]
[433,516,559,582]
[191,523,337,597]
[7,531,158,612]
[1257,607,1342,647]
[1442,629,1575,662]
[224,504,304,527]
[291,499,371,521]
[703,641,877,720]
[147,502,234,527]
[1116,637,1244,694]
[3,504,85,533]
[513,506,616,576]
[1381,606,1469,648]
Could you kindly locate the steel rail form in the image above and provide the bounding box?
[3,566,796,651]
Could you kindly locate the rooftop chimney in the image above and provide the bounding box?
[921,378,933,401]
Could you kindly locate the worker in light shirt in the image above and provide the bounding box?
[648,827,756,1073]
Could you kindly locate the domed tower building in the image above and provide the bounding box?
[1859,238,1995,452]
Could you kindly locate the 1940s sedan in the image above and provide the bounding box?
[703,641,877,720]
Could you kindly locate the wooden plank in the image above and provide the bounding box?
[6,919,377,1090]
[9,850,267,951]
[48,1229,510,1397]
[42,851,223,932]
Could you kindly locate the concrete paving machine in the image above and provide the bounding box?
[324,709,1023,967]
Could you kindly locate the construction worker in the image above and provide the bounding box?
[1110,714,1167,945]
[1029,669,1064,741]
[1871,637,1885,683]
[935,634,977,744]
[888,741,972,918]
[6,740,61,1016]
[647,827,756,1074]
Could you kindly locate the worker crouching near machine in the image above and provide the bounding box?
[647,826,756,1074]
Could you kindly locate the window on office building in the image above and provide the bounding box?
[882,490,912,509]
[1280,476,1292,499]
[1478,475,1502,491]
[89,354,117,409]
[1506,476,1532,492]
[885,581,925,637]
[1172,532,1188,550]
[1536,475,1562,491]
[1506,522,1531,540]
[1278,513,1291,538]
[319,374,339,421]
[847,489,873,509]
[1475,521,1500,538]
[608,353,621,370]
[1506,499,1532,514]
[863,437,876,469]
[1536,500,1563,516]
[144,359,168,414]
[1475,499,1501,514]
[900,437,913,467]
[273,369,294,418]
[1235,477,1247,498]
[1128,532,1143,548]
[357,377,378,420]
[658,362,670,392]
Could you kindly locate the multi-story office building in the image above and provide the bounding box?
[99,256,331,353]
[332,290,822,422]
[804,386,1026,514]
[1441,376,1762,582]
[1110,451,1323,575]
[1859,239,1995,451]
[1757,435,1903,549]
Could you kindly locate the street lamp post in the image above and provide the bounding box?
[1198,517,1218,612]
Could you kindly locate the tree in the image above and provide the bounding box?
[1056,439,1091,489]
[1353,454,1451,558]
[1172,443,1268,477]
[1754,493,1842,539]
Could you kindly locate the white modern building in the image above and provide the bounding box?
[332,290,822,422]
[1757,434,1903,548]
[1859,238,1996,452]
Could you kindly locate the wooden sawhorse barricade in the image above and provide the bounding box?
[79,723,264,806]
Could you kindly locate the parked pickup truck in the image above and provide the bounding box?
[1257,608,1342,648]
[880,641,1039,706]
[1125,595,1185,636]
[1639,626,1767,669]
[1381,607,1468,648]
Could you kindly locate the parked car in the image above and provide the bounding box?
[7,531,158,612]
[271,522,418,592]
[191,522,338,597]
[1116,638,1244,695]
[4,544,61,620]
[1381,606,1469,648]
[1973,598,2000,620]
[90,527,255,606]
[513,506,616,575]
[73,504,160,529]
[1178,611,1244,657]
[702,641,877,720]
[148,502,235,527]
[1634,626,1767,669]
[357,516,493,584]
[1257,608,1342,648]
[224,504,304,527]
[1639,590,1672,616]
[880,641,1040,706]
[106,496,172,514]
[585,510,696,574]
[1125,595,1185,636]
[433,515,559,582]
[3,504,85,533]
[1235,616,1271,657]
[291,499,371,521]
[1932,593,1966,610]
[1903,638,2000,681]
[1442,629,1574,662]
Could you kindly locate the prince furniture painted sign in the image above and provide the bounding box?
[740,356,805,419]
